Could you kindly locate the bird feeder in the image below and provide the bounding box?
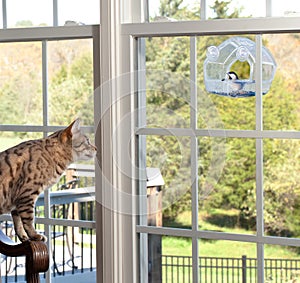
[203,36,277,98]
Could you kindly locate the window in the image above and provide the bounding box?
[114,1,300,282]
[0,25,99,282]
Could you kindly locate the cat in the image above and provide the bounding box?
[0,119,97,242]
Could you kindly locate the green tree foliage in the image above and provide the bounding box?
[49,51,94,126]
[0,40,93,139]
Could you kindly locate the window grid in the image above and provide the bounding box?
[0,25,99,283]
[135,28,300,283]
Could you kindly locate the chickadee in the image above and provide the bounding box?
[221,71,244,93]
[222,71,239,81]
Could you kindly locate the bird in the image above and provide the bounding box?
[222,71,239,81]
[221,71,244,93]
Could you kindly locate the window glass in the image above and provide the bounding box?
[271,0,300,17]
[199,240,257,281]
[57,0,100,26]
[48,39,94,126]
[0,132,43,152]
[199,137,256,235]
[6,0,52,27]
[0,42,43,125]
[263,139,300,238]
[145,37,190,128]
[198,35,257,130]
[149,0,200,21]
[147,135,192,228]
[263,33,300,131]
[162,235,192,282]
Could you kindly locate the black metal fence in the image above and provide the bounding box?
[162,255,300,283]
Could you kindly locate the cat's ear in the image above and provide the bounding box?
[61,119,81,143]
[71,118,81,136]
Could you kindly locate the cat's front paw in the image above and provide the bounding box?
[30,233,47,242]
[19,234,30,242]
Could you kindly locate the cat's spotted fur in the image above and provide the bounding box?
[0,119,96,242]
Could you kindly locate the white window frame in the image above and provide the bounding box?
[98,1,300,282]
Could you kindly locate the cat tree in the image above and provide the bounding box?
[0,230,49,283]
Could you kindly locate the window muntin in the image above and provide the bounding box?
[137,27,300,282]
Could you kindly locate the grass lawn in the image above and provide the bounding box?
[162,210,300,260]
[160,210,300,282]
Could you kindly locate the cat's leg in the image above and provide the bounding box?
[14,205,47,242]
[11,209,29,242]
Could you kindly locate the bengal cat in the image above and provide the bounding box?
[0,119,97,242]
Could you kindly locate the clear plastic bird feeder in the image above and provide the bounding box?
[204,37,277,98]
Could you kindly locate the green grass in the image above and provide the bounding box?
[161,210,300,282]
[162,209,300,260]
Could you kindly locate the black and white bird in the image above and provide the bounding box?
[221,71,244,92]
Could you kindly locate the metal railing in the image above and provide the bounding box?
[162,255,300,283]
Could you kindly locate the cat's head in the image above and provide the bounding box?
[61,119,97,161]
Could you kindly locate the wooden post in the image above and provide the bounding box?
[147,185,163,283]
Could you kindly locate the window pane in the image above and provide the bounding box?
[149,0,200,21]
[48,39,94,126]
[198,35,260,130]
[6,0,52,28]
[264,244,300,282]
[263,139,300,238]
[147,135,192,228]
[206,0,266,19]
[199,240,257,282]
[57,0,99,26]
[200,138,256,235]
[0,42,43,125]
[162,235,192,282]
[145,37,190,128]
[0,132,43,152]
[263,33,300,131]
[271,0,300,17]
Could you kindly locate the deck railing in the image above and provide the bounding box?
[0,164,96,283]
